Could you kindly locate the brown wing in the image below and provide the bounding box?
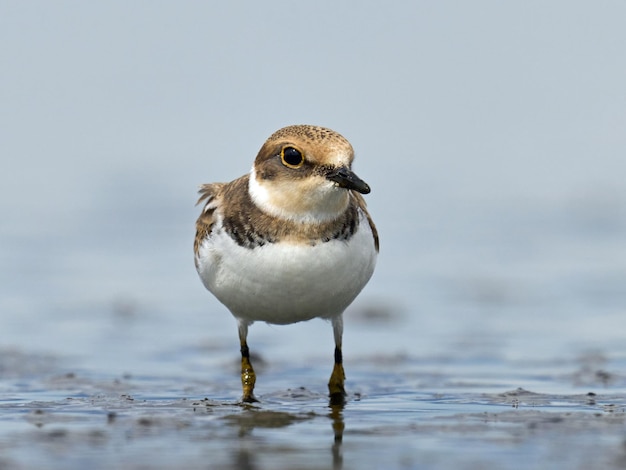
[352,191,379,253]
[194,183,226,259]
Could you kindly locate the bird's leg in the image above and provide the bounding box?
[238,321,257,402]
[328,346,346,404]
[328,316,346,404]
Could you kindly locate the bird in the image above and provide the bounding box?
[194,124,378,403]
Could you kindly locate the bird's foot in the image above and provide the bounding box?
[241,356,257,402]
[328,362,346,405]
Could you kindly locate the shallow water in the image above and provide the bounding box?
[2,283,626,469]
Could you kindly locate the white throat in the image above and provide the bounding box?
[249,168,350,223]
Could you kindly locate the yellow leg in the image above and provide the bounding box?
[238,321,257,402]
[240,342,257,402]
[328,346,346,404]
[328,317,346,404]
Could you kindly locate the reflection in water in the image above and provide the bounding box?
[224,408,307,437]
[329,402,345,470]
[232,448,258,470]
[226,408,305,469]
[220,402,346,470]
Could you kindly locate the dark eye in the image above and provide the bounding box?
[280,146,304,168]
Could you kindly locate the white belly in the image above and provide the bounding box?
[196,217,377,325]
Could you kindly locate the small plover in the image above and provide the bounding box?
[194,124,378,403]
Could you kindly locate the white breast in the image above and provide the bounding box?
[196,212,377,325]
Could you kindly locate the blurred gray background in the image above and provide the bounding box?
[2,1,625,370]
